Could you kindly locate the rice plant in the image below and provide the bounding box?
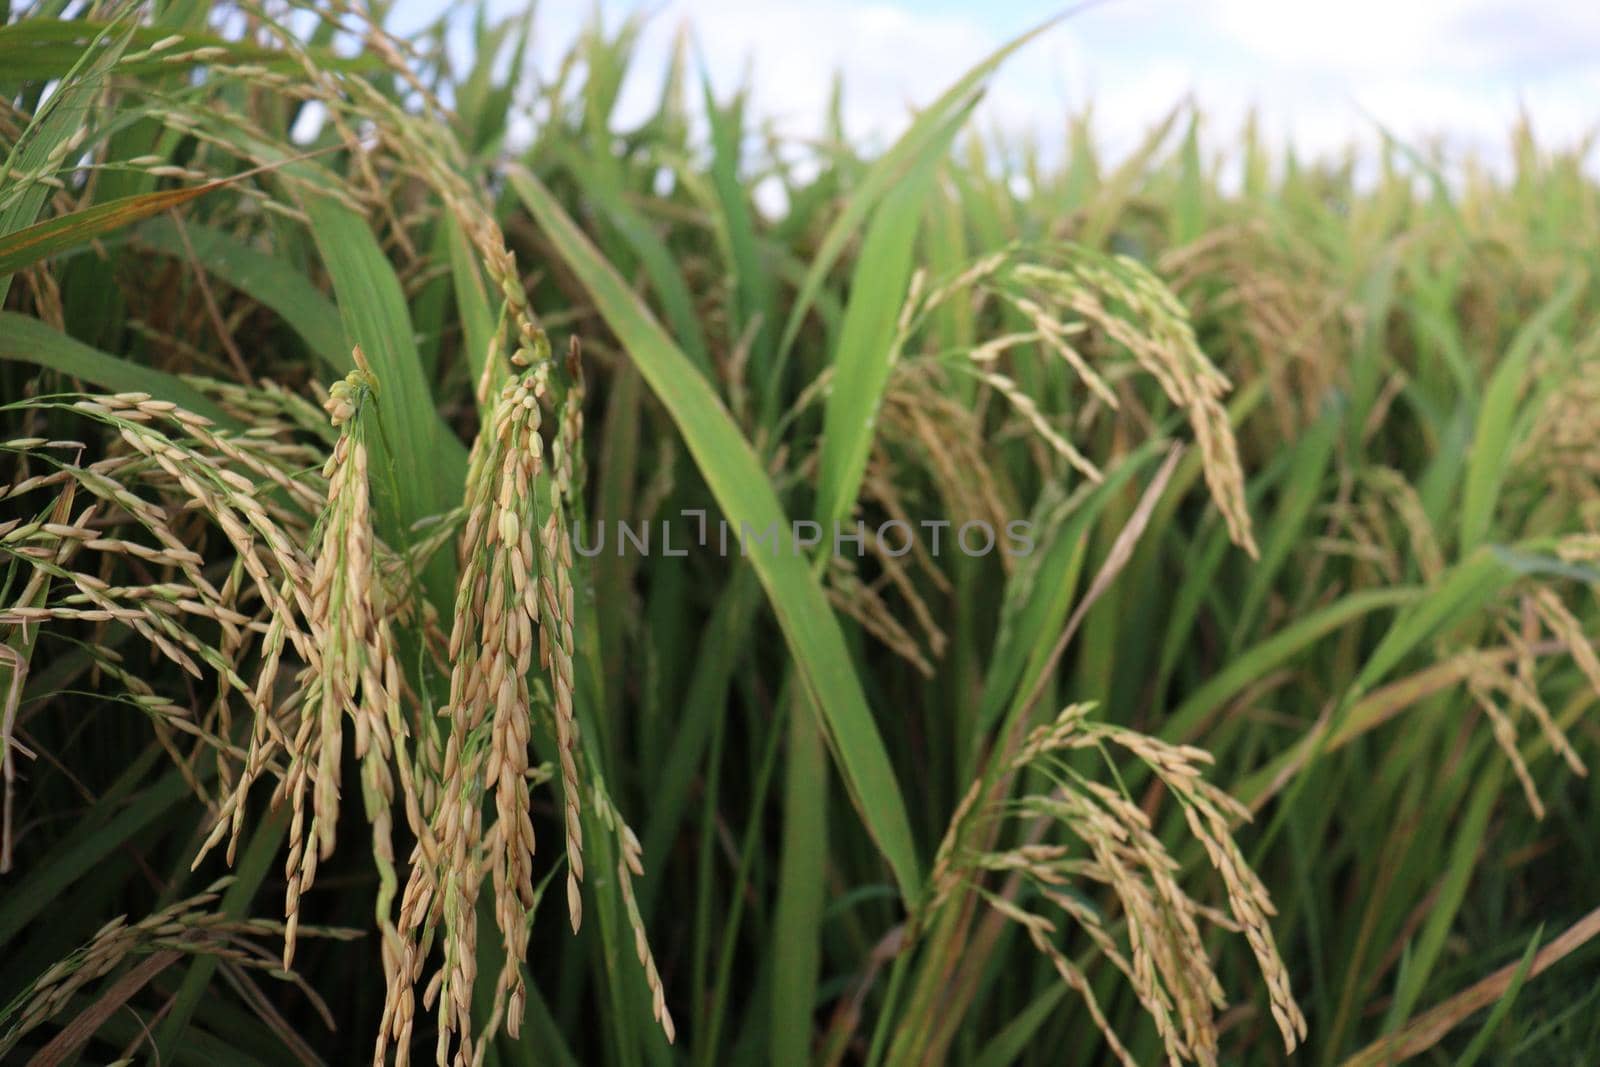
[2,3,1598,1065]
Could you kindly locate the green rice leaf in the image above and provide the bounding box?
[0,312,232,424]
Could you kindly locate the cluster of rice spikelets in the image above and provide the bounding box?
[816,242,1262,679]
[2,392,321,863]
[1016,254,1257,556]
[393,356,565,1066]
[1519,345,1600,499]
[279,360,392,965]
[897,245,1258,557]
[0,878,353,1061]
[1359,466,1447,583]
[1453,583,1600,820]
[320,367,433,1030]
[0,377,430,1045]
[0,5,672,1057]
[1158,223,1345,437]
[1,364,670,1064]
[195,32,618,1053]
[592,778,677,1043]
[929,704,1306,1065]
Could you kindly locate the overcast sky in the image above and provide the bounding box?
[391,0,1600,168]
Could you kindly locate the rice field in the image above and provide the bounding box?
[2,4,1599,1065]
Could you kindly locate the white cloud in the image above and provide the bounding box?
[1183,0,1600,157]
[1207,0,1468,71]
[613,0,1037,144]
[392,0,1599,176]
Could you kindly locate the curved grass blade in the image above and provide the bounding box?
[0,19,375,81]
[0,184,224,277]
[0,312,231,424]
[0,19,134,305]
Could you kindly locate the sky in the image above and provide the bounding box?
[389,0,1600,170]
